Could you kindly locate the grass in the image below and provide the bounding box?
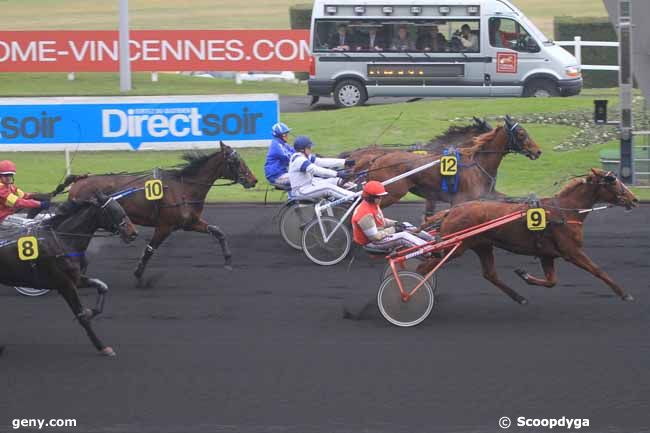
[0,0,607,37]
[3,91,648,202]
[0,72,307,97]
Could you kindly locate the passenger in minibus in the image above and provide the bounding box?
[356,27,385,51]
[390,25,415,51]
[327,23,353,51]
[416,25,448,52]
[459,24,479,51]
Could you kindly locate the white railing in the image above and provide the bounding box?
[556,36,620,71]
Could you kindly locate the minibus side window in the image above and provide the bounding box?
[488,18,540,53]
[448,21,480,52]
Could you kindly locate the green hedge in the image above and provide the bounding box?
[554,16,617,88]
[289,3,313,80]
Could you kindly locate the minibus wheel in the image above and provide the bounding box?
[334,80,367,107]
[524,79,560,97]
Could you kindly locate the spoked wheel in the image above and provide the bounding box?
[301,216,351,266]
[14,287,50,297]
[382,261,438,291]
[377,271,435,327]
[279,202,316,250]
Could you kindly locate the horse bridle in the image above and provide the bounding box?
[100,197,131,234]
[505,121,526,154]
[591,171,631,206]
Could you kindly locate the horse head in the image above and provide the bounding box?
[220,141,258,189]
[92,191,138,243]
[587,168,639,210]
[503,115,542,160]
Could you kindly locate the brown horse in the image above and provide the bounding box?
[340,116,493,174]
[366,116,541,212]
[53,142,257,284]
[417,169,639,304]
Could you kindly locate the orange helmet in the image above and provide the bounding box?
[0,160,16,175]
[362,181,388,198]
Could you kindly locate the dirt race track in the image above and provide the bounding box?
[1,203,649,433]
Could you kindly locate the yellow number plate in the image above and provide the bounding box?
[526,208,547,231]
[18,236,39,261]
[144,179,164,200]
[440,156,458,176]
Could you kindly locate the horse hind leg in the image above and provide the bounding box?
[474,245,528,305]
[514,256,557,288]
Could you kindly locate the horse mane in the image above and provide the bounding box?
[554,175,589,197]
[424,124,487,153]
[458,127,502,156]
[43,200,90,228]
[166,149,224,178]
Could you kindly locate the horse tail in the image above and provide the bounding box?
[51,174,89,197]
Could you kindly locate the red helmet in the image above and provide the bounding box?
[362,181,388,198]
[0,160,16,175]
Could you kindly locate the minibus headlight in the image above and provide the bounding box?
[325,5,337,15]
[565,65,581,78]
[439,6,451,15]
[354,6,365,15]
[382,6,394,15]
[467,6,479,15]
[411,6,422,15]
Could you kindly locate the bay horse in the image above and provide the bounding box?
[0,192,138,356]
[53,142,257,284]
[418,169,639,304]
[339,116,493,174]
[366,116,541,213]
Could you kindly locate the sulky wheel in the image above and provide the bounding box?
[377,271,435,327]
[382,261,438,291]
[14,286,50,297]
[279,201,316,250]
[301,216,351,266]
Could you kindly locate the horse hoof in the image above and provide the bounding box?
[514,269,528,279]
[81,308,93,319]
[518,298,529,305]
[224,265,233,271]
[101,347,116,357]
[622,294,635,302]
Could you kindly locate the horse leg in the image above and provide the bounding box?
[514,256,557,288]
[58,281,115,356]
[474,245,528,305]
[79,275,109,317]
[134,226,172,280]
[187,219,233,270]
[424,198,437,223]
[563,249,633,301]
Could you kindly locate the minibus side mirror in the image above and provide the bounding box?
[526,39,540,53]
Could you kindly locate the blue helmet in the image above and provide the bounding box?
[293,136,314,151]
[271,122,291,138]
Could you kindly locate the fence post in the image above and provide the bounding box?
[151,72,159,82]
[574,36,582,66]
[65,147,71,176]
